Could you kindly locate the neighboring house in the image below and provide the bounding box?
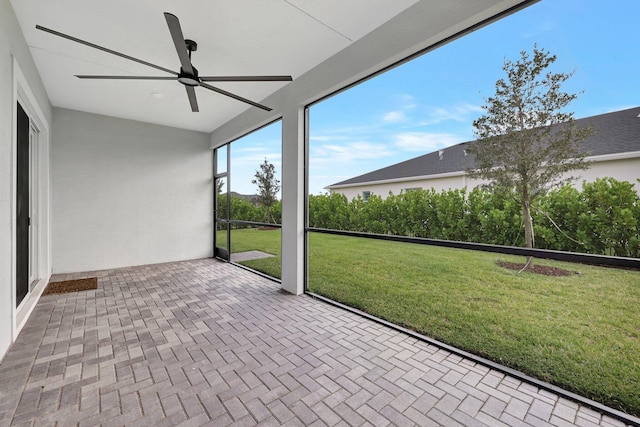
[327,107,640,200]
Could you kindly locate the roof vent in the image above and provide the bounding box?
[438,150,443,160]
[463,149,467,156]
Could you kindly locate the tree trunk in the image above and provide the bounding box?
[522,200,534,270]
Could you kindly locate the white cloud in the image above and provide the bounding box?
[310,122,388,139]
[382,110,406,123]
[311,141,393,164]
[234,146,264,153]
[521,20,555,38]
[418,103,483,126]
[381,93,419,123]
[231,152,282,167]
[394,132,461,152]
[396,93,418,109]
[309,135,352,142]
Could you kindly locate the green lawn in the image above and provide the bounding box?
[228,228,282,278]
[229,228,640,416]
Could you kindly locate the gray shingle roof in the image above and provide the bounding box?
[327,106,640,188]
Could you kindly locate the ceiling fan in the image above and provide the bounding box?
[35,13,292,112]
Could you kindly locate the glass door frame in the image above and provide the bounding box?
[213,144,230,260]
[28,121,39,289]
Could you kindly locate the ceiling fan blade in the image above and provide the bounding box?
[199,82,272,111]
[200,75,293,82]
[76,75,176,80]
[164,13,193,74]
[186,86,199,112]
[36,25,177,76]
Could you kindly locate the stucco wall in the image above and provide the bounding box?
[52,108,212,273]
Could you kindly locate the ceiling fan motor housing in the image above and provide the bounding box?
[178,66,199,86]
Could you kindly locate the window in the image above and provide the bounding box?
[214,120,282,280]
[362,191,371,202]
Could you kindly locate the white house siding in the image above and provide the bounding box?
[330,156,640,200]
[575,154,640,189]
[333,173,465,200]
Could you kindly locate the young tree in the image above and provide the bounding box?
[252,158,280,223]
[216,178,225,195]
[215,178,227,220]
[466,46,592,269]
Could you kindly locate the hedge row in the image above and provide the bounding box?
[308,177,640,258]
[224,177,640,258]
[219,194,282,226]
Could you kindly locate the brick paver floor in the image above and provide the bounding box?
[0,258,635,426]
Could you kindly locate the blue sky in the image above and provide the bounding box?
[227,0,639,196]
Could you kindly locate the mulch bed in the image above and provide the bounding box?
[497,261,576,276]
[42,277,98,295]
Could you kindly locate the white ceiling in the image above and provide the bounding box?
[10,0,419,132]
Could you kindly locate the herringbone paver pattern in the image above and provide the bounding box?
[0,258,635,426]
